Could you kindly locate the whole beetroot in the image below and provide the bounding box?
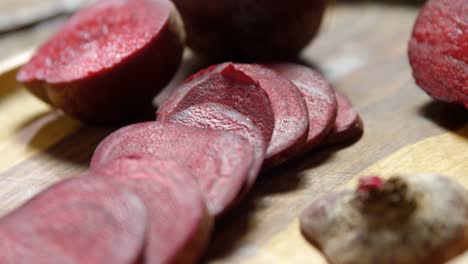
[172,0,327,60]
[301,174,468,264]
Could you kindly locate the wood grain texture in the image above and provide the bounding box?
[246,125,468,264]
[0,1,466,263]
[0,0,91,32]
[0,17,65,74]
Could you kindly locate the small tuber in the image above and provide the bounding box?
[301,174,468,264]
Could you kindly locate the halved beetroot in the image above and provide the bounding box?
[158,63,275,147]
[0,176,147,264]
[90,121,255,217]
[158,63,309,167]
[170,102,266,197]
[268,63,338,153]
[408,0,468,109]
[17,0,184,124]
[171,0,327,60]
[90,156,213,264]
[323,91,363,147]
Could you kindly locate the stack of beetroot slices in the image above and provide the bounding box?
[3,0,364,263]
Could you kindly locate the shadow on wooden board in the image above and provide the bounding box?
[418,100,468,137]
[0,68,19,101]
[335,0,425,6]
[205,149,335,261]
[39,125,114,167]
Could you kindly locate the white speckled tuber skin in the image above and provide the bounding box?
[300,174,468,264]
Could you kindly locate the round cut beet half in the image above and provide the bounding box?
[408,0,468,109]
[91,121,255,217]
[91,156,213,264]
[170,102,266,198]
[172,0,327,60]
[322,91,363,147]
[158,62,275,148]
[0,176,147,264]
[269,63,338,153]
[17,0,184,124]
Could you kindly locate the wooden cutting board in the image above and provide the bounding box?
[0,2,467,263]
[0,0,91,32]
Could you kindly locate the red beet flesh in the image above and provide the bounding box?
[171,0,327,59]
[17,0,184,124]
[170,102,266,198]
[158,63,275,148]
[91,156,213,264]
[408,0,468,109]
[234,64,309,167]
[0,176,147,264]
[358,176,385,192]
[90,121,255,217]
[158,63,309,167]
[323,91,363,147]
[269,63,338,153]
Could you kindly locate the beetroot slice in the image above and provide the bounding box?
[90,121,255,217]
[323,91,363,147]
[233,64,309,167]
[169,102,266,198]
[408,0,468,109]
[17,0,184,124]
[90,156,213,264]
[157,63,275,147]
[0,176,147,264]
[268,63,338,153]
[158,62,309,167]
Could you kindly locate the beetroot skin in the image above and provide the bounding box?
[408,0,468,109]
[0,176,147,264]
[170,102,266,199]
[323,91,363,147]
[300,174,468,264]
[233,64,309,167]
[91,156,213,264]
[269,63,338,153]
[91,121,255,217]
[172,0,327,59]
[17,0,184,124]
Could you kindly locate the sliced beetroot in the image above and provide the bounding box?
[233,64,309,167]
[170,102,266,197]
[17,0,184,124]
[158,63,275,147]
[408,0,468,109]
[91,156,213,264]
[323,91,363,147]
[90,121,255,217]
[158,63,309,167]
[0,176,147,264]
[268,63,338,153]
